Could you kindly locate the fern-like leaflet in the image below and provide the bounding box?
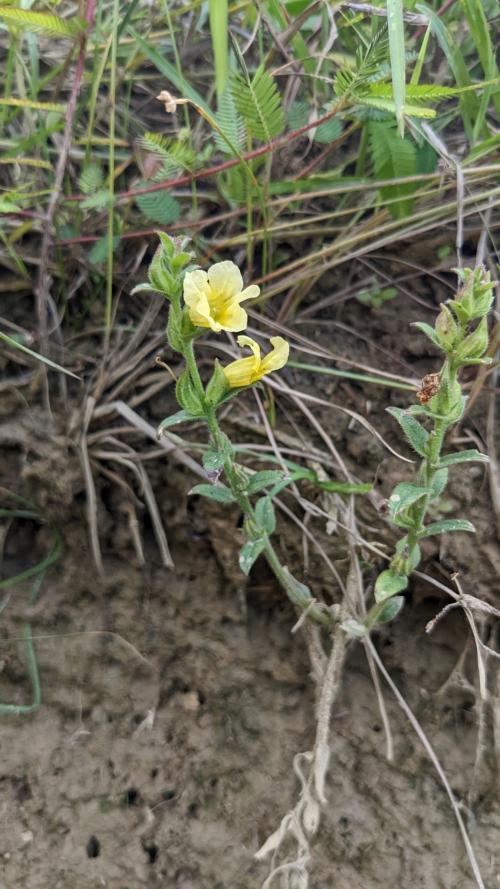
[231,64,285,143]
[0,6,85,38]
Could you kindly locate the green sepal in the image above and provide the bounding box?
[439,449,489,467]
[388,482,432,519]
[205,360,230,408]
[417,518,475,539]
[454,316,489,362]
[387,407,429,457]
[375,569,409,603]
[175,370,205,416]
[189,483,235,503]
[156,231,176,259]
[436,305,459,350]
[411,321,441,349]
[255,496,276,535]
[239,538,266,575]
[167,306,186,353]
[157,410,194,437]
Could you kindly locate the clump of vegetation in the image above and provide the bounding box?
[0,2,498,887]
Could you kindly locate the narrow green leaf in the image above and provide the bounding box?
[239,538,266,575]
[157,410,193,437]
[387,0,406,136]
[128,26,211,113]
[418,519,475,538]
[375,570,409,603]
[247,470,285,495]
[208,0,228,101]
[0,331,80,380]
[189,484,235,504]
[387,407,429,457]
[439,449,489,467]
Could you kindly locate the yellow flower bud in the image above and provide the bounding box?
[222,336,289,388]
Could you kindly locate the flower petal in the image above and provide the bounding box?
[260,337,289,374]
[223,356,258,388]
[183,269,209,308]
[236,335,261,362]
[186,290,222,331]
[217,302,248,332]
[236,284,260,304]
[207,261,243,301]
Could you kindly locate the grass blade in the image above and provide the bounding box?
[208,0,228,102]
[387,0,406,137]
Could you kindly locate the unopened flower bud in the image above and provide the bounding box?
[435,305,458,351]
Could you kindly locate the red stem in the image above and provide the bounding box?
[65,97,348,203]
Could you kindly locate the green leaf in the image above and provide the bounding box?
[371,595,405,625]
[205,360,229,407]
[439,449,489,467]
[341,618,368,638]
[175,371,204,416]
[214,88,245,155]
[388,482,432,518]
[360,98,436,119]
[79,164,104,195]
[232,63,285,142]
[157,410,193,436]
[375,570,409,603]
[189,484,235,504]
[314,479,373,495]
[128,26,211,113]
[255,497,276,535]
[247,470,285,495]
[430,468,448,498]
[81,190,109,211]
[239,538,266,575]
[0,331,80,380]
[313,115,342,144]
[0,7,85,38]
[386,0,406,136]
[202,449,225,473]
[369,122,417,219]
[418,519,475,539]
[208,0,228,100]
[88,234,120,266]
[135,187,180,225]
[387,407,429,457]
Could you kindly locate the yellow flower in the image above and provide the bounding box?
[183,261,260,333]
[223,336,289,388]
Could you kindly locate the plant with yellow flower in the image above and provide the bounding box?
[133,233,361,626]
